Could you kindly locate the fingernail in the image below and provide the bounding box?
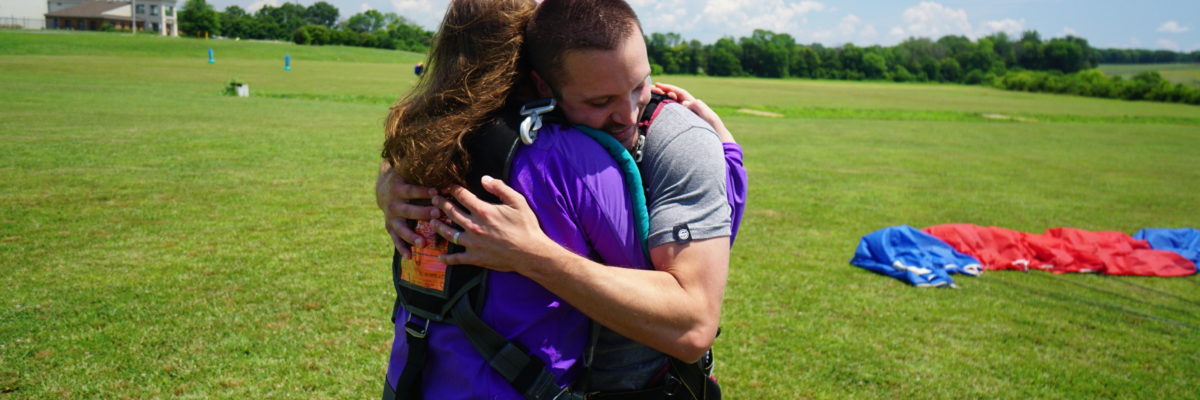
[481,175,493,184]
[414,238,424,247]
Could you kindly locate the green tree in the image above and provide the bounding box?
[707,38,744,76]
[384,18,432,52]
[1016,30,1044,70]
[219,5,256,39]
[304,1,339,28]
[179,0,221,37]
[790,45,819,78]
[939,58,962,82]
[345,10,386,33]
[739,30,793,77]
[861,52,888,79]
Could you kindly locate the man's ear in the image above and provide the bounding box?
[531,70,553,98]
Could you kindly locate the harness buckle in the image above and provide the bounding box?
[519,98,557,145]
[404,313,430,339]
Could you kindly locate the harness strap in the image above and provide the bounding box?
[385,313,430,400]
[451,297,565,400]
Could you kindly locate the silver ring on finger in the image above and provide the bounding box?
[452,231,462,246]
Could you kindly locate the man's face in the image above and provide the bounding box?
[548,28,653,150]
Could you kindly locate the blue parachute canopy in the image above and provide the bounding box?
[1133,228,1200,274]
[851,225,982,288]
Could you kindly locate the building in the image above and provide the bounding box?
[45,0,177,36]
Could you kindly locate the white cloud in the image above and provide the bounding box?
[1157,21,1190,33]
[360,2,373,12]
[835,14,877,42]
[1157,38,1180,51]
[889,2,973,39]
[634,0,696,36]
[838,14,861,35]
[1061,27,1077,36]
[699,0,826,37]
[979,18,1024,37]
[247,0,280,13]
[860,24,877,40]
[388,0,447,28]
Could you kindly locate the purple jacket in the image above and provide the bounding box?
[386,124,747,399]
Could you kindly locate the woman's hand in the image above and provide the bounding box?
[428,175,560,272]
[377,162,440,258]
[651,82,735,143]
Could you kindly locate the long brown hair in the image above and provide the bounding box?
[382,0,536,188]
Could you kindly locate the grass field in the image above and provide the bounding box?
[1099,63,1200,87]
[2,30,1199,399]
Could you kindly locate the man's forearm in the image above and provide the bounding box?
[520,238,729,363]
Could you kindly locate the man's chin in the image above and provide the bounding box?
[609,126,637,149]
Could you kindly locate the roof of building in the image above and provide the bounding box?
[45,1,131,20]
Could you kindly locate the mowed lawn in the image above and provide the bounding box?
[2,31,1199,398]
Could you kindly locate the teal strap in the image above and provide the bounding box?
[574,125,651,261]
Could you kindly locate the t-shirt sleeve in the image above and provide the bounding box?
[723,142,747,245]
[641,104,732,248]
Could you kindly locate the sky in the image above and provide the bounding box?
[6,0,1196,51]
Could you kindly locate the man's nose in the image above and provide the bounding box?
[611,93,640,127]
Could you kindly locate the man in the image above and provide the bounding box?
[380,0,746,396]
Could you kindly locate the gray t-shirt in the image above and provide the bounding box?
[642,102,732,248]
[587,102,731,391]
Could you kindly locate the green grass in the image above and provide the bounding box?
[1099,63,1200,87]
[2,31,1199,398]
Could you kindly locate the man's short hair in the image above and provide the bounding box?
[525,0,642,90]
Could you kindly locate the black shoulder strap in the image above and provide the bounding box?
[637,92,675,136]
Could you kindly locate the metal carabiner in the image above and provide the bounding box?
[519,98,557,145]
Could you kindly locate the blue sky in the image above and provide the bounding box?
[208,0,1197,51]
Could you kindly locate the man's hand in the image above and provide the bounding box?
[652,82,735,144]
[427,175,560,272]
[377,162,440,258]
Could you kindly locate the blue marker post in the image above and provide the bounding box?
[284,54,291,71]
[208,48,215,64]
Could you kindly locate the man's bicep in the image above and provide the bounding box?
[649,237,730,291]
[649,236,729,338]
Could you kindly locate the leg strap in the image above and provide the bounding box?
[385,313,430,400]
[452,296,566,400]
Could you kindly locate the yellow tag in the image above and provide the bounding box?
[400,220,448,292]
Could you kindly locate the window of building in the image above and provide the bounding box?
[166,6,174,17]
[136,4,145,14]
[150,5,159,16]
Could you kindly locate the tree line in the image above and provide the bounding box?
[643,29,1198,105]
[178,0,1196,105]
[1096,48,1200,64]
[179,0,432,52]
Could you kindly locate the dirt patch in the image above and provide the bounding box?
[737,108,784,118]
[981,113,1037,122]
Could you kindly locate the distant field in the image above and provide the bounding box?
[2,31,1198,399]
[1099,63,1200,87]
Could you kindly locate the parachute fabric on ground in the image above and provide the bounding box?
[924,224,1196,277]
[850,226,983,288]
[855,225,1198,287]
[1133,228,1200,274]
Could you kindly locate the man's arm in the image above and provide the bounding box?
[429,178,726,363]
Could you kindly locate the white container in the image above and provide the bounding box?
[236,84,249,97]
